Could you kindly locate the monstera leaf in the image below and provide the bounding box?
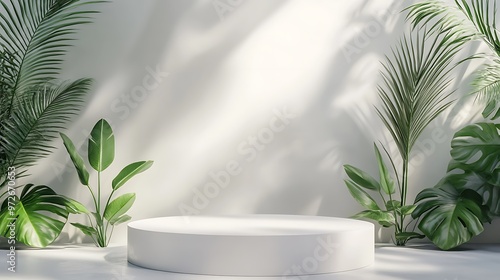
[0,184,79,248]
[447,160,500,216]
[450,122,500,173]
[412,184,488,250]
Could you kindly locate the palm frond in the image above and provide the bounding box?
[0,0,102,113]
[408,0,500,56]
[0,78,92,176]
[376,28,463,161]
[406,0,478,40]
[471,61,500,100]
[455,0,500,56]
[408,0,500,113]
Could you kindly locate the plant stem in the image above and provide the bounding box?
[103,189,115,242]
[396,157,410,246]
[97,171,101,214]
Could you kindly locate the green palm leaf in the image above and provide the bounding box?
[0,0,102,97]
[376,28,462,161]
[407,0,500,107]
[1,79,92,177]
[0,0,103,185]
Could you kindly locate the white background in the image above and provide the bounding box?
[25,0,499,244]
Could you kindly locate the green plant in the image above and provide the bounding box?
[343,23,466,245]
[0,0,103,247]
[406,0,500,250]
[61,119,153,247]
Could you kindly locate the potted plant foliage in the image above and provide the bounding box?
[406,0,500,250]
[60,119,153,247]
[343,11,469,245]
[0,0,103,248]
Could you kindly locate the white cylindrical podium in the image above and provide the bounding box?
[128,215,374,276]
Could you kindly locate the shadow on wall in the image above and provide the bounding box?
[148,0,416,221]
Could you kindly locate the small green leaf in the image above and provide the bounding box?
[109,214,132,226]
[395,232,425,241]
[60,133,89,186]
[344,164,380,191]
[345,180,380,211]
[104,193,136,222]
[71,223,97,237]
[482,99,497,119]
[64,197,90,214]
[352,210,395,225]
[112,161,153,190]
[374,144,395,195]
[386,200,401,211]
[400,205,417,216]
[88,119,115,171]
[378,221,393,228]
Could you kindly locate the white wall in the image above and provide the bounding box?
[26,0,499,244]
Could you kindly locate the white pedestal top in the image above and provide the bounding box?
[128,215,372,235]
[128,215,374,276]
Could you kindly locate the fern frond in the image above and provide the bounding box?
[0,78,92,176]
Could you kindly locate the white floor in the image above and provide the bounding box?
[1,244,499,280]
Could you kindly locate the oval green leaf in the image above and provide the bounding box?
[344,179,380,211]
[60,133,89,185]
[112,161,153,190]
[104,193,136,222]
[344,164,380,191]
[109,214,132,226]
[88,119,115,171]
[374,144,395,195]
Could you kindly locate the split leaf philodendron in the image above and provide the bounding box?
[61,119,153,247]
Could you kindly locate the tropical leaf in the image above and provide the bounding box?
[352,209,396,226]
[0,184,73,247]
[471,62,500,118]
[344,180,380,211]
[395,231,425,242]
[447,160,500,216]
[407,0,500,106]
[375,28,460,162]
[60,132,90,186]
[343,164,380,191]
[0,79,92,177]
[0,0,102,96]
[112,161,153,190]
[88,119,115,171]
[386,200,401,211]
[412,184,486,250]
[71,222,97,237]
[450,122,500,173]
[400,204,417,216]
[374,144,395,195]
[109,214,131,226]
[103,193,136,222]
